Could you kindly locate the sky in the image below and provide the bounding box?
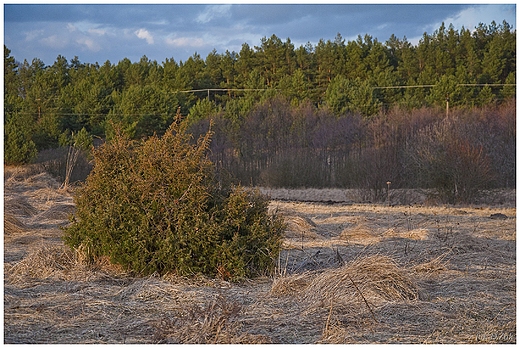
[3,2,517,66]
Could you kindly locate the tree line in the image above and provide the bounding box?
[4,20,516,202]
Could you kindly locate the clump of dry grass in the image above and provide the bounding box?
[383,227,429,241]
[283,215,321,240]
[4,213,27,236]
[4,164,44,182]
[338,223,381,245]
[6,245,78,282]
[271,255,420,343]
[32,203,75,221]
[271,255,418,310]
[303,255,418,310]
[152,295,272,344]
[4,196,38,217]
[5,244,129,284]
[5,167,61,195]
[413,253,449,276]
[271,271,314,296]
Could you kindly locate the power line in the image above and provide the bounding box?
[372,83,516,89]
[176,84,517,93]
[372,84,435,89]
[458,83,516,87]
[177,88,276,93]
[9,83,515,118]
[176,87,280,101]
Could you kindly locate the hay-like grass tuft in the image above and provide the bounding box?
[271,255,418,311]
[302,255,418,310]
[4,197,38,217]
[338,223,381,245]
[152,295,273,344]
[414,253,449,276]
[32,203,75,222]
[6,245,78,282]
[271,271,314,296]
[4,213,27,236]
[383,227,429,241]
[283,215,321,240]
[6,244,129,284]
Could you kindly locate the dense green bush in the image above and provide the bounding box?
[4,113,37,165]
[63,116,285,280]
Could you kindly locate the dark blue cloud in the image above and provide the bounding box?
[4,4,198,28]
[229,4,469,42]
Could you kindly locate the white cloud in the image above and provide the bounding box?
[76,37,101,52]
[135,28,154,44]
[165,36,206,48]
[66,21,107,37]
[88,28,107,36]
[406,5,515,46]
[425,5,515,34]
[147,20,169,26]
[24,29,44,42]
[196,4,231,24]
[40,34,67,49]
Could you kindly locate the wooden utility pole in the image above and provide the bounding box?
[386,181,391,206]
[445,94,449,118]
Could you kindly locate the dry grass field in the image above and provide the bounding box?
[4,165,516,344]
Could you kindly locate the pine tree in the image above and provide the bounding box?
[4,113,37,165]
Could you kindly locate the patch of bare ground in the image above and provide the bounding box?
[4,166,516,343]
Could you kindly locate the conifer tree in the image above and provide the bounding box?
[4,113,37,165]
[63,114,285,279]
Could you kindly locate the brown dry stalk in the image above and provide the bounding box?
[343,271,378,323]
[324,300,334,334]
